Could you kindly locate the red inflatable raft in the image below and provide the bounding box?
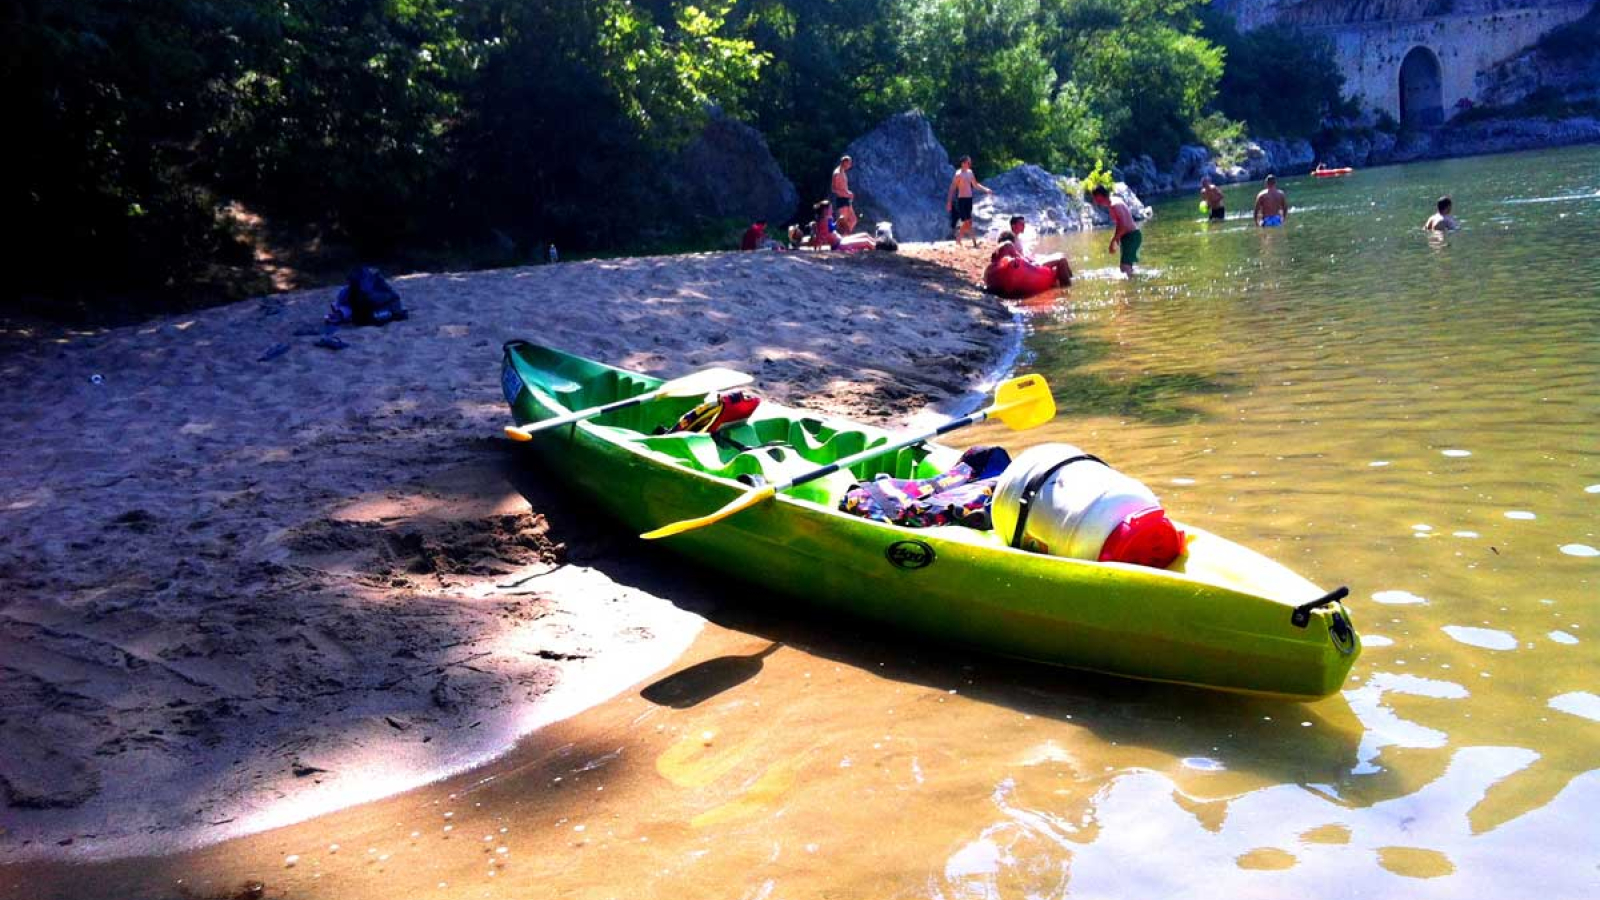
[984,255,1066,298]
[1312,167,1353,178]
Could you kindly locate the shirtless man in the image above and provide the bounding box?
[1008,215,1072,285]
[1091,186,1141,277]
[946,155,993,247]
[1424,196,1459,232]
[831,156,857,235]
[1253,174,1289,227]
[1200,177,1225,221]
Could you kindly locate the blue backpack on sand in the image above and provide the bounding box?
[328,267,408,326]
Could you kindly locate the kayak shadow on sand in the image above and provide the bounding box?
[496,443,1378,805]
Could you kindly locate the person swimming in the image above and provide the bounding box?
[1424,196,1459,232]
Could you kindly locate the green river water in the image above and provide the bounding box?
[967,143,1600,896]
[24,147,1595,900]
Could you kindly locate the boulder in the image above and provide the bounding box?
[1367,130,1398,165]
[1205,161,1251,184]
[1116,155,1175,197]
[971,164,1090,238]
[971,165,1153,241]
[672,108,798,226]
[1242,139,1316,179]
[1169,145,1213,189]
[843,110,956,242]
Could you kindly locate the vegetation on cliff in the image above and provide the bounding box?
[8,0,1345,312]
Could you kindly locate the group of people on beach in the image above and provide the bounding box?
[752,155,1458,282]
[759,152,1145,277]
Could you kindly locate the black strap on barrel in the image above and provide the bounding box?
[1008,454,1104,549]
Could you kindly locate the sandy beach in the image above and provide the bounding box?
[0,244,1014,862]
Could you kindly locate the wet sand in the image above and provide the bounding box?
[0,244,1014,867]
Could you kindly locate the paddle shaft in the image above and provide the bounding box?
[773,408,991,493]
[520,386,664,433]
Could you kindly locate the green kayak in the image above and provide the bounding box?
[501,342,1360,700]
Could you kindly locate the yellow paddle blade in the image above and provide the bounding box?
[641,485,778,540]
[658,367,754,397]
[504,424,534,442]
[989,374,1056,430]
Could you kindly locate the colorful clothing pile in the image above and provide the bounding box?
[839,446,1011,529]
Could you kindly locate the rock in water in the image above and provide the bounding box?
[844,110,957,242]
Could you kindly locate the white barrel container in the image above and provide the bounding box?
[991,443,1165,560]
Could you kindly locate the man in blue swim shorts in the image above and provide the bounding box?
[1254,174,1289,227]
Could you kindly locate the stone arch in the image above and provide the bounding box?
[1398,45,1444,128]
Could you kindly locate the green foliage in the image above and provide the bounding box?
[1192,112,1248,166]
[1072,23,1222,162]
[1081,159,1116,194]
[13,0,1359,311]
[1199,10,1345,139]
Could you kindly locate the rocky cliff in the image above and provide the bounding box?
[843,111,958,242]
[673,108,798,227]
[843,111,1149,241]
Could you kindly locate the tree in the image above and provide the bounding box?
[1200,10,1345,139]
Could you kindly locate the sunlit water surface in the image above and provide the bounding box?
[17,147,1597,900]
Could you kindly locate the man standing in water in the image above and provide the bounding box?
[1091,185,1141,277]
[947,155,993,247]
[1200,177,1226,221]
[831,156,857,235]
[1424,196,1459,231]
[1253,174,1289,227]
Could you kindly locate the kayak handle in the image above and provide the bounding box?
[1290,586,1350,628]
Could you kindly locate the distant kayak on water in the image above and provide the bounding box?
[1312,167,1354,178]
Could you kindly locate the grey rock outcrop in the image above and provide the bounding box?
[1432,115,1600,157]
[672,108,798,226]
[1171,145,1214,187]
[843,110,957,242]
[1241,139,1316,179]
[1116,156,1172,197]
[972,164,1150,239]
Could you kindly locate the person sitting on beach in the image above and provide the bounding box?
[741,220,768,251]
[811,200,841,250]
[1007,215,1072,285]
[1200,177,1225,221]
[1424,196,1459,232]
[947,155,993,248]
[992,231,1022,262]
[1254,175,1289,227]
[831,156,858,235]
[1091,186,1141,277]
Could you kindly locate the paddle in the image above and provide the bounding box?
[503,367,753,442]
[640,373,1056,540]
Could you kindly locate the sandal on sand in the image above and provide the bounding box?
[313,335,349,351]
[258,342,290,362]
